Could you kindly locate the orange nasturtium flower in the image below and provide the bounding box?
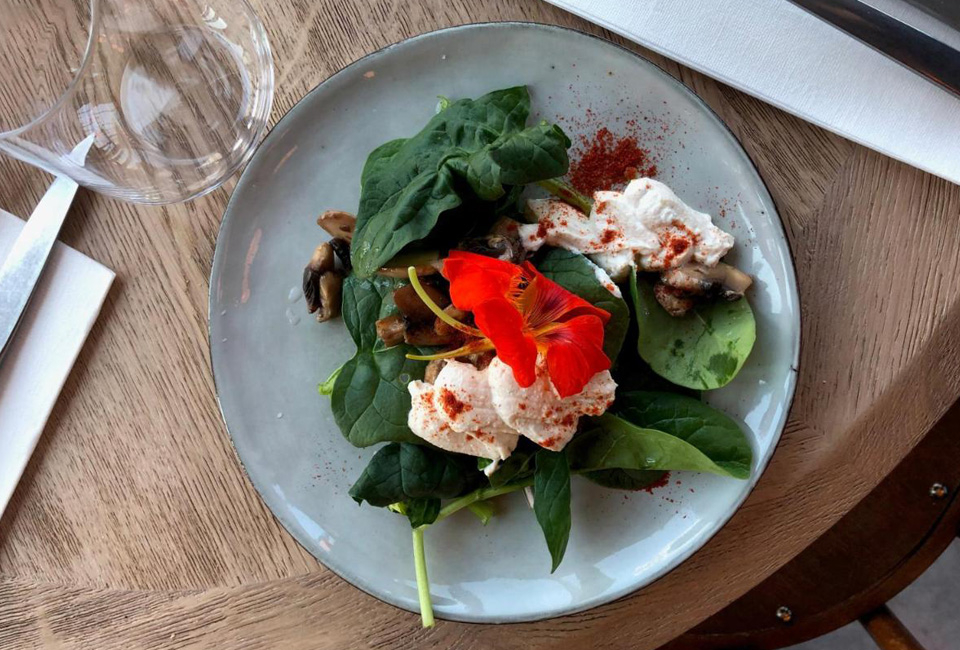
[407,251,610,398]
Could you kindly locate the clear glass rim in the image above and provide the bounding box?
[0,0,100,140]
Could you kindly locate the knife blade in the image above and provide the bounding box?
[787,0,960,99]
[0,176,81,365]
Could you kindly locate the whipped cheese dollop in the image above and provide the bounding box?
[521,178,734,280]
[407,357,616,471]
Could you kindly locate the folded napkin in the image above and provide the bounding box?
[0,209,114,518]
[546,0,960,185]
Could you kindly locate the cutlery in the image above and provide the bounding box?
[787,0,960,99]
[0,138,93,364]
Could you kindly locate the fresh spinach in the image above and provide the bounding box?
[533,449,572,573]
[351,86,571,277]
[331,275,425,446]
[406,498,441,528]
[614,391,752,478]
[580,468,666,491]
[630,273,755,391]
[569,413,749,479]
[348,443,480,507]
[536,248,629,362]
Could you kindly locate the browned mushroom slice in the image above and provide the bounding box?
[376,314,406,347]
[317,210,356,242]
[329,237,352,272]
[303,243,336,314]
[424,359,447,384]
[653,282,696,318]
[315,271,343,322]
[660,262,753,300]
[458,233,523,263]
[404,323,461,347]
[434,306,470,338]
[394,283,450,323]
[376,263,441,278]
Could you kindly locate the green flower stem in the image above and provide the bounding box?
[406,267,482,337]
[412,527,435,628]
[537,178,594,214]
[421,478,534,530]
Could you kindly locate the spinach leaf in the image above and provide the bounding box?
[536,248,629,362]
[533,449,572,573]
[331,275,424,446]
[580,468,666,491]
[486,446,536,488]
[614,391,752,478]
[351,86,570,277]
[569,413,748,479]
[348,443,480,507]
[630,273,755,390]
[406,498,441,528]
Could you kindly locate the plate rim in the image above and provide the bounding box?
[208,20,802,624]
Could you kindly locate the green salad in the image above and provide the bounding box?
[303,86,757,626]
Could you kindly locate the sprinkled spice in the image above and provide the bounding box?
[642,472,671,494]
[569,127,658,195]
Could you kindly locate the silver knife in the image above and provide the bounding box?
[787,0,960,99]
[0,175,81,364]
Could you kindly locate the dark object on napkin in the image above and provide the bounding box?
[787,0,960,99]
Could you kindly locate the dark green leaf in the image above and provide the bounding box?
[331,275,425,446]
[486,446,536,488]
[536,248,629,362]
[406,498,441,527]
[351,86,570,277]
[630,273,755,390]
[570,413,748,479]
[348,443,481,507]
[614,391,752,478]
[533,449,572,573]
[580,468,666,491]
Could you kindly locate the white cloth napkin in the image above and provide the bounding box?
[546,0,960,185]
[0,209,114,518]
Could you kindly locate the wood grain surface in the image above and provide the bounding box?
[2,1,960,648]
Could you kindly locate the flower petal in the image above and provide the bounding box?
[472,297,538,387]
[519,263,611,329]
[443,251,524,311]
[539,314,610,397]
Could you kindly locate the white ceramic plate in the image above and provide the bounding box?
[209,22,800,623]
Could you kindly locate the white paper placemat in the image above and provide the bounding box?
[0,209,114,518]
[546,0,960,185]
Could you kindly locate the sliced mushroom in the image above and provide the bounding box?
[394,283,450,323]
[424,359,447,384]
[316,271,343,322]
[329,237,352,272]
[303,243,336,314]
[404,323,461,347]
[434,306,470,339]
[466,350,495,371]
[653,282,696,318]
[376,262,441,278]
[458,233,523,263]
[317,210,356,242]
[660,262,753,300]
[376,314,406,347]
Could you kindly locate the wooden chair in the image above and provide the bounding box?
[664,402,960,650]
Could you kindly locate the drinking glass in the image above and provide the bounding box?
[0,0,274,204]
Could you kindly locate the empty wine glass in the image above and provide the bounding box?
[0,0,274,204]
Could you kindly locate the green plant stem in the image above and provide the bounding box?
[420,478,534,530]
[537,178,594,214]
[412,527,435,628]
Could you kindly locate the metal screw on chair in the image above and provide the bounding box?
[929,483,948,499]
[776,606,793,623]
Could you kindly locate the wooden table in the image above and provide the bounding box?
[2,1,960,648]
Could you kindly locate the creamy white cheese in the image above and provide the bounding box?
[521,178,734,280]
[407,357,616,467]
